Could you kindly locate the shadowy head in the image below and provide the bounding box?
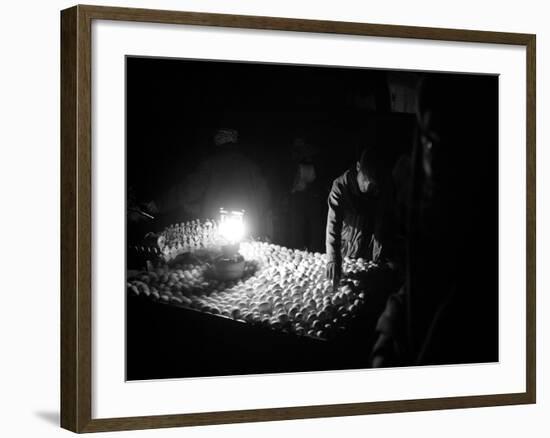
[356,148,384,195]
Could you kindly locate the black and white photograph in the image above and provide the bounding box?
[125,56,499,381]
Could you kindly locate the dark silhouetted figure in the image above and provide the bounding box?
[371,74,499,367]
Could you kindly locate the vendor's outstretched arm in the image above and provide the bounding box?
[326,180,344,286]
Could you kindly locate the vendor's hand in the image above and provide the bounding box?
[326,261,342,289]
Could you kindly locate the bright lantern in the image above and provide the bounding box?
[219,208,245,243]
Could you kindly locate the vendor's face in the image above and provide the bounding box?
[356,162,379,195]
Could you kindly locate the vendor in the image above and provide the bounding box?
[325,147,398,287]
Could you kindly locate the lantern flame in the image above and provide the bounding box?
[219,208,245,243]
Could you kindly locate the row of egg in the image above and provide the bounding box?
[160,219,220,254]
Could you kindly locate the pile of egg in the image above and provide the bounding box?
[128,241,375,340]
[159,219,221,261]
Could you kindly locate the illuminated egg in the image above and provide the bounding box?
[249,303,259,313]
[294,312,304,322]
[358,292,366,300]
[295,326,306,336]
[161,294,171,302]
[337,304,349,315]
[306,313,317,326]
[273,302,285,314]
[317,310,328,323]
[341,312,350,321]
[244,312,255,323]
[180,296,192,307]
[341,284,353,294]
[258,301,272,314]
[170,296,182,305]
[323,305,335,319]
[348,304,358,314]
[307,329,316,337]
[289,306,299,318]
[311,319,322,331]
[271,321,282,331]
[339,293,349,306]
[316,330,326,339]
[290,289,302,299]
[278,313,289,324]
[307,299,317,309]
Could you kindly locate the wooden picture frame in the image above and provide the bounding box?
[61,4,536,433]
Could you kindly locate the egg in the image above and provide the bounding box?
[317,310,328,323]
[258,301,272,314]
[311,320,322,331]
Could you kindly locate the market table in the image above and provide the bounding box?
[126,220,398,380]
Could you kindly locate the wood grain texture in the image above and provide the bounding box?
[60,4,537,433]
[78,4,533,45]
[525,34,536,404]
[60,5,78,432]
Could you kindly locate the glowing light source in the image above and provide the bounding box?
[219,208,245,243]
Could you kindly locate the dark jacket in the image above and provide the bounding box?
[326,167,398,265]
